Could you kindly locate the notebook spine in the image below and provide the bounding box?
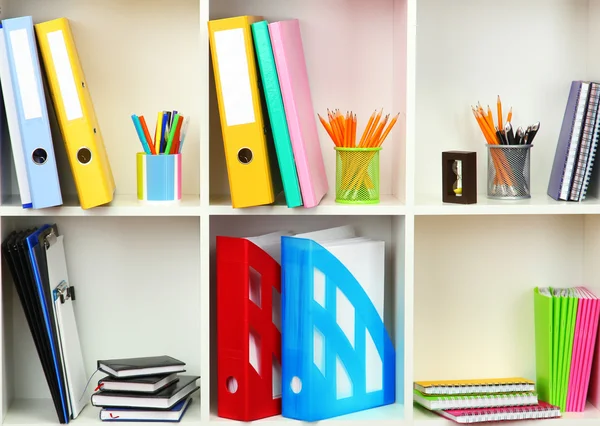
[433,393,538,410]
[560,82,590,200]
[451,405,561,422]
[570,83,600,200]
[425,383,535,395]
[580,93,600,201]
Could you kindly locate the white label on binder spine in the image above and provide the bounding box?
[10,29,42,119]
[47,30,83,121]
[213,28,255,126]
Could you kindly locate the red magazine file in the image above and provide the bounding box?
[216,236,282,421]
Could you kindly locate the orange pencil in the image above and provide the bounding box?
[362,109,382,147]
[507,107,513,123]
[139,115,156,155]
[359,110,376,147]
[497,96,503,131]
[368,114,388,147]
[318,114,337,145]
[376,113,400,146]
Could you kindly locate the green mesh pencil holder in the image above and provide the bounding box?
[335,147,381,204]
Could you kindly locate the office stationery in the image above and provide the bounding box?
[164,113,180,155]
[2,16,62,209]
[0,23,31,208]
[414,378,535,396]
[566,288,600,411]
[208,16,283,208]
[98,355,186,378]
[160,111,168,154]
[413,390,538,410]
[92,375,199,409]
[281,226,394,421]
[42,226,88,418]
[251,20,302,208]
[131,115,151,154]
[548,81,591,201]
[471,99,536,199]
[136,152,181,203]
[269,19,327,208]
[319,109,398,204]
[442,151,477,204]
[435,402,561,424]
[35,17,116,209]
[216,231,291,420]
[98,373,179,393]
[533,287,600,412]
[130,111,186,155]
[99,397,192,422]
[2,227,69,423]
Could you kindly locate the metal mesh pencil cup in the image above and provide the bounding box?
[486,144,533,200]
[335,147,381,204]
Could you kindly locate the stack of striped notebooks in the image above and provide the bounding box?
[413,378,561,423]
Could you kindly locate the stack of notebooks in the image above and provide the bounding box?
[534,287,600,412]
[208,16,328,209]
[0,16,115,210]
[548,80,600,201]
[413,378,561,423]
[91,356,199,422]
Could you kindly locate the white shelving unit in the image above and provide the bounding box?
[1,0,600,426]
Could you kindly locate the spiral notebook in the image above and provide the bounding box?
[413,390,538,411]
[414,378,535,396]
[437,401,561,424]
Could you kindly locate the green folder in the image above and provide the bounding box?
[251,20,303,208]
[534,287,579,412]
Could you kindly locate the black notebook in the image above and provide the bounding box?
[91,375,200,409]
[98,373,179,393]
[97,355,186,378]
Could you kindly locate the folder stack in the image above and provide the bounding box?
[0,16,115,210]
[533,287,600,412]
[1,225,88,423]
[91,356,199,422]
[216,226,394,421]
[208,16,328,209]
[413,378,560,424]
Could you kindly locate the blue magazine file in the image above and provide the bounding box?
[281,235,395,421]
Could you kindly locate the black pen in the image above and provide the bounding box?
[516,126,524,145]
[523,125,532,144]
[495,126,507,145]
[504,122,516,145]
[527,122,540,144]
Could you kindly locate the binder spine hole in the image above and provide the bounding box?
[32,148,47,165]
[226,377,238,394]
[237,147,253,164]
[248,267,261,307]
[77,147,92,164]
[291,376,302,394]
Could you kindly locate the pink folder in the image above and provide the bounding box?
[587,288,600,410]
[568,287,600,411]
[269,19,328,208]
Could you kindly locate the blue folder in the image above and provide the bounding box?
[281,236,395,421]
[2,16,62,208]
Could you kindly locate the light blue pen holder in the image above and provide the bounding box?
[136,153,182,203]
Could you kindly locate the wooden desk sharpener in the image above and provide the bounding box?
[442,151,476,204]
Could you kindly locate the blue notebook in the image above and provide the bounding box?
[100,397,192,422]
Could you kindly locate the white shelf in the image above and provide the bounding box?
[3,395,201,425]
[415,193,600,215]
[413,404,600,426]
[0,195,202,217]
[210,404,405,426]
[209,194,405,216]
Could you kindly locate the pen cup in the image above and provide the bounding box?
[486,144,532,200]
[136,152,182,203]
[334,147,381,204]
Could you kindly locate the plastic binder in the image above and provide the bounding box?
[280,229,395,421]
[216,232,288,420]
